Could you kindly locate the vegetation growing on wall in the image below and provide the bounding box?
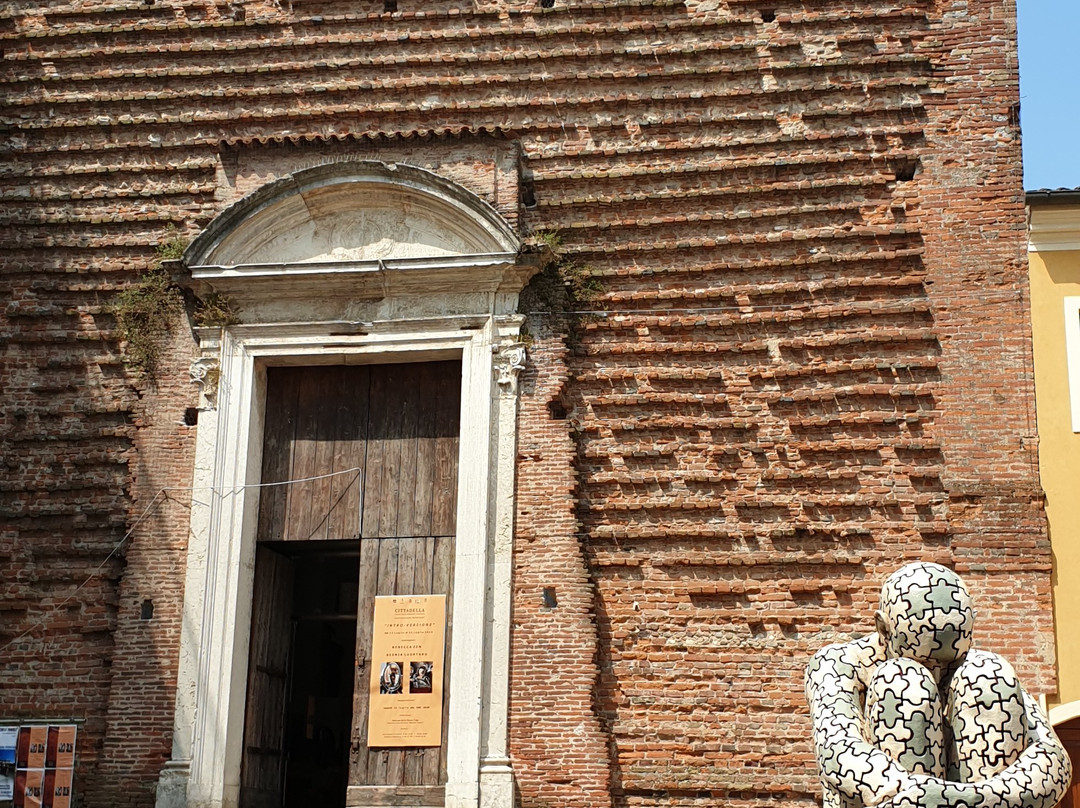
[518,231,604,317]
[193,291,241,329]
[111,230,240,376]
[111,259,184,377]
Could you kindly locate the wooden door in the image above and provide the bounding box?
[253,361,461,808]
[347,536,454,808]
[258,362,460,546]
[239,546,295,808]
[348,362,459,807]
[258,365,369,543]
[1058,716,1080,808]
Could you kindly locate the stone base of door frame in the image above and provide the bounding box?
[155,760,189,808]
[478,758,515,808]
[154,763,516,808]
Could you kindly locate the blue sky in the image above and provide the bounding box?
[1018,0,1080,190]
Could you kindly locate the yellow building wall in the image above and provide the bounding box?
[1029,204,1080,711]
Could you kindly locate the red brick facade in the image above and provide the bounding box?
[0,0,1052,807]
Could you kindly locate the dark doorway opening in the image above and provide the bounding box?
[241,541,359,808]
[282,542,359,807]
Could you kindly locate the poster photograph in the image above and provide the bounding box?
[379,662,404,695]
[367,594,446,747]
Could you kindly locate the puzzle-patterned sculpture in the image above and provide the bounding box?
[805,562,1072,808]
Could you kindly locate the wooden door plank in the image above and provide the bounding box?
[375,538,400,596]
[369,537,400,784]
[392,363,423,540]
[361,367,393,538]
[417,364,443,540]
[330,366,370,541]
[286,368,322,541]
[400,363,436,539]
[427,535,454,786]
[405,536,434,785]
[345,785,444,807]
[410,421,436,541]
[412,537,435,601]
[395,536,421,787]
[257,367,300,542]
[430,366,460,538]
[305,367,344,540]
[377,365,407,539]
[350,536,381,784]
[372,365,397,540]
[396,538,418,598]
[239,547,294,807]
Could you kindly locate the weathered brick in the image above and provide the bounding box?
[0,0,1050,807]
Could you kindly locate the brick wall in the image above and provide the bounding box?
[90,324,197,808]
[0,237,137,793]
[512,316,613,808]
[0,0,1050,806]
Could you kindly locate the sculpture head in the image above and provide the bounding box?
[874,562,974,665]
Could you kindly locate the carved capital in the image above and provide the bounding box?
[190,356,220,409]
[494,344,526,392]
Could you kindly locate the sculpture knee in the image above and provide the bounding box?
[866,658,946,778]
[945,649,1028,782]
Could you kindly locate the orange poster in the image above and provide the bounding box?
[23,725,45,769]
[366,595,446,747]
[49,767,73,808]
[10,724,76,808]
[47,727,76,771]
[18,768,43,808]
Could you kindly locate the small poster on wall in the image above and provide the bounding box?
[367,595,446,747]
[0,728,17,801]
[0,725,76,808]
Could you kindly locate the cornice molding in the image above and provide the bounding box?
[1028,204,1080,252]
[188,252,531,303]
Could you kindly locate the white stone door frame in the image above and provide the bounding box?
[165,315,524,808]
[155,161,532,808]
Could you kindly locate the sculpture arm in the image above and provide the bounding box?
[1021,690,1074,798]
[805,639,926,807]
[881,692,1072,808]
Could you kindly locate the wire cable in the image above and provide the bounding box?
[0,466,364,655]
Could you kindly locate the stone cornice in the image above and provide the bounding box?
[187,251,532,303]
[1028,204,1080,252]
